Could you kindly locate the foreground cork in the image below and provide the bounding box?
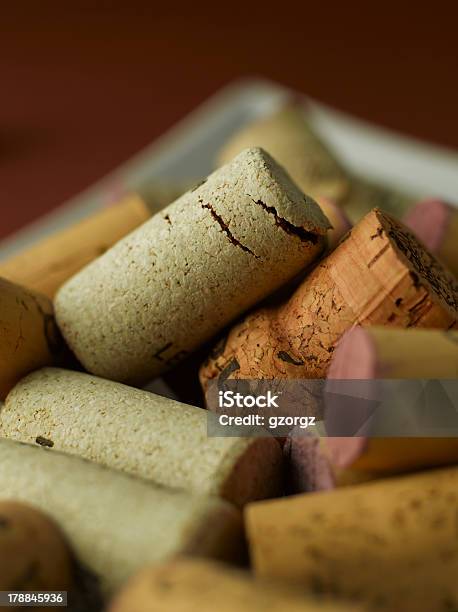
[0,500,73,591]
[109,557,363,612]
[0,439,243,593]
[201,209,458,387]
[0,277,67,400]
[0,195,151,298]
[404,199,458,277]
[55,147,330,384]
[2,368,283,508]
[247,467,458,611]
[286,327,458,493]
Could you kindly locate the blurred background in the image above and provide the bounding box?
[1,1,457,241]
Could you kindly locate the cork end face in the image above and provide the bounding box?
[285,430,336,493]
[218,437,284,508]
[234,146,333,235]
[373,208,458,316]
[403,199,452,252]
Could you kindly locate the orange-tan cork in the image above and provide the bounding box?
[246,466,458,612]
[0,277,68,400]
[0,194,150,298]
[200,208,457,389]
[108,557,364,612]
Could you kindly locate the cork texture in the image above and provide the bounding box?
[55,147,330,384]
[0,277,66,400]
[200,208,458,387]
[0,439,243,593]
[0,500,73,592]
[404,199,458,277]
[0,194,151,298]
[2,368,283,508]
[246,467,458,611]
[109,557,364,612]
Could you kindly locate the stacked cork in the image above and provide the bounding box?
[0,103,457,612]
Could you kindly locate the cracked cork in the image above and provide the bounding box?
[200,208,458,389]
[55,147,330,385]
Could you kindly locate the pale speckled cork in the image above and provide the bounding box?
[404,199,458,277]
[0,194,151,299]
[246,466,458,612]
[0,500,73,592]
[0,277,68,400]
[286,328,458,493]
[0,439,243,593]
[108,557,365,612]
[200,208,458,388]
[2,367,283,508]
[55,147,330,385]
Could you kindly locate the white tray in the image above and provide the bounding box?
[1,77,458,261]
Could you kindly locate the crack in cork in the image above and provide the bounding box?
[201,203,260,259]
[251,199,319,245]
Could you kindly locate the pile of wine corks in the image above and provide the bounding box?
[0,102,457,612]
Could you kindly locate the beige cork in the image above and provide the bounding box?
[217,104,414,224]
[404,199,458,277]
[0,439,243,593]
[217,105,350,203]
[55,147,330,385]
[246,466,458,611]
[0,277,68,400]
[342,176,414,223]
[200,208,457,388]
[0,195,151,299]
[0,500,73,592]
[108,557,364,612]
[1,367,283,508]
[286,328,458,493]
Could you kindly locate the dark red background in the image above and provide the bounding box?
[1,2,457,240]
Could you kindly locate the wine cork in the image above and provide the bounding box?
[55,147,330,385]
[286,328,458,492]
[200,209,458,388]
[0,500,73,592]
[217,105,350,203]
[0,277,67,400]
[0,194,151,298]
[404,199,458,277]
[108,557,363,612]
[342,176,414,223]
[246,466,458,611]
[1,367,283,508]
[0,439,243,593]
[217,105,414,223]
